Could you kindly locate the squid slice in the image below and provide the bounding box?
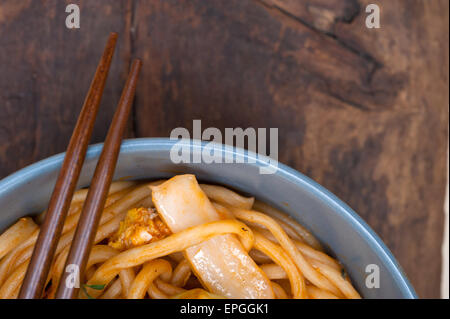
[151,174,274,299]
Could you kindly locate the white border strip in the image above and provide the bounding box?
[442,145,449,299]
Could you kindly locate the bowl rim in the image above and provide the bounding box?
[0,137,417,298]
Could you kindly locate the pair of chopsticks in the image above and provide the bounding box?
[19,32,142,299]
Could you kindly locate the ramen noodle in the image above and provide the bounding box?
[0,174,360,299]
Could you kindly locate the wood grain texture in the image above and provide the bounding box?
[0,0,448,298]
[0,0,132,176]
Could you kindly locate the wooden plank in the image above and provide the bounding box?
[0,0,447,298]
[0,0,132,179]
[132,0,448,297]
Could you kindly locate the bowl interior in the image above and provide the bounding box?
[0,138,416,298]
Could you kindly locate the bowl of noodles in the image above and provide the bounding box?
[0,138,416,299]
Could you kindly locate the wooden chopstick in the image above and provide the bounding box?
[19,32,118,299]
[55,59,142,299]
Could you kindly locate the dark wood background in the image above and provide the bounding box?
[0,0,448,298]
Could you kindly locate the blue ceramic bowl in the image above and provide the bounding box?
[0,138,416,298]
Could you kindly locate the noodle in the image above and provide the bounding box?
[119,268,135,297]
[0,175,360,299]
[253,231,307,299]
[171,259,191,287]
[0,218,38,260]
[260,263,287,280]
[84,219,254,298]
[35,181,138,224]
[155,278,186,296]
[271,281,288,299]
[253,200,323,250]
[229,207,348,297]
[147,282,168,299]
[0,229,39,287]
[48,245,119,298]
[100,278,122,299]
[200,184,254,209]
[307,286,339,299]
[85,266,97,281]
[127,259,172,299]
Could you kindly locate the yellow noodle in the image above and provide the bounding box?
[85,266,97,281]
[49,245,119,297]
[127,259,172,299]
[254,227,341,271]
[85,220,254,298]
[200,184,254,209]
[253,231,306,299]
[147,282,168,299]
[61,188,134,234]
[100,278,122,299]
[306,286,339,299]
[0,260,28,299]
[231,207,342,297]
[3,185,149,287]
[119,268,135,297]
[253,200,322,250]
[0,178,360,300]
[0,229,39,287]
[0,218,38,260]
[71,181,137,204]
[314,263,360,299]
[155,278,186,296]
[271,281,288,299]
[260,263,287,280]
[35,181,138,224]
[171,259,191,287]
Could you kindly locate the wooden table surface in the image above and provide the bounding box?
[0,0,448,298]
